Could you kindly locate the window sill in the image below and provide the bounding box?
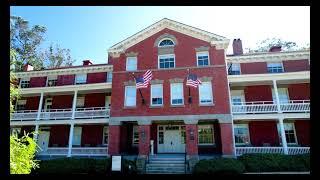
[123,106,136,109]
[149,105,163,108]
[199,103,214,107]
[170,104,185,108]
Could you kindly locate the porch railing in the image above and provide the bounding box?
[236,147,310,156]
[37,147,108,156]
[232,100,310,114]
[11,107,110,121]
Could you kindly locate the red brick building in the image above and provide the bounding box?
[11,18,310,173]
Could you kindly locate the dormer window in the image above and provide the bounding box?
[158,39,175,47]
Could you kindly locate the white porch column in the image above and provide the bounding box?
[67,123,74,157]
[278,118,288,155]
[36,92,44,120]
[33,124,39,142]
[71,90,78,120]
[273,80,282,113]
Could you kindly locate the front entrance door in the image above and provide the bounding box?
[158,125,185,153]
[37,130,50,152]
[164,130,181,153]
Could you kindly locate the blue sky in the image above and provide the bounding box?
[10,6,310,65]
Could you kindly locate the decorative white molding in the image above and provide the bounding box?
[125,52,139,57]
[150,79,164,84]
[154,33,178,47]
[199,76,213,82]
[169,78,184,83]
[14,65,113,79]
[108,18,230,58]
[195,46,210,52]
[226,50,310,63]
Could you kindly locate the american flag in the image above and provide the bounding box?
[135,70,153,89]
[186,74,202,88]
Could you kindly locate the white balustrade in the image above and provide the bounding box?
[232,100,310,114]
[37,147,108,156]
[11,110,38,121]
[236,147,310,156]
[75,107,110,119]
[40,109,73,120]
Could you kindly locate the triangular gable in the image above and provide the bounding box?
[108,18,230,58]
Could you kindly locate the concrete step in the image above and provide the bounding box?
[147,163,185,168]
[146,170,186,174]
[147,167,185,172]
[148,160,185,164]
[149,157,185,161]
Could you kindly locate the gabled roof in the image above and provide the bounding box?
[108,18,230,58]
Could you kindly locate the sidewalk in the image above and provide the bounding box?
[244,172,310,174]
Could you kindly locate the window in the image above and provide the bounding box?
[234,124,250,145]
[10,127,21,136]
[199,82,213,105]
[126,57,137,71]
[133,126,139,145]
[170,83,184,105]
[231,90,245,105]
[47,76,57,87]
[181,126,186,144]
[158,126,164,144]
[75,74,87,84]
[102,126,109,145]
[16,100,26,111]
[158,54,175,69]
[228,63,241,75]
[198,125,214,145]
[76,97,85,108]
[107,72,112,82]
[44,98,52,111]
[272,88,289,104]
[20,78,30,88]
[124,86,136,107]
[151,84,163,106]
[197,52,209,66]
[72,127,82,146]
[158,39,174,47]
[277,123,297,144]
[267,62,284,73]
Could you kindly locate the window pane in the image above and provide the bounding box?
[133,126,139,144]
[126,57,137,71]
[125,86,136,106]
[198,125,214,144]
[199,82,213,104]
[159,55,175,69]
[76,74,87,84]
[234,124,250,145]
[171,83,183,105]
[197,52,209,67]
[151,85,163,105]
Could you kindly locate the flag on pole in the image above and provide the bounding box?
[186,74,202,88]
[135,70,153,89]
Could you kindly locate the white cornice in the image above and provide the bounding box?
[226,50,310,63]
[108,18,230,57]
[14,65,113,79]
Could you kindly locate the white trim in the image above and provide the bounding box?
[196,51,210,67]
[158,38,175,47]
[158,54,175,69]
[126,56,138,71]
[150,84,163,106]
[198,124,215,145]
[277,122,298,145]
[124,86,136,107]
[75,74,87,85]
[170,83,184,105]
[233,123,251,146]
[233,113,310,120]
[198,81,213,105]
[267,61,284,73]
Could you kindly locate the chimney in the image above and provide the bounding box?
[233,38,243,55]
[23,64,34,72]
[83,60,93,66]
[269,46,282,52]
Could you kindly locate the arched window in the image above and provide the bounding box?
[158,39,175,47]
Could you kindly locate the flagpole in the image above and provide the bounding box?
[131,73,145,104]
[187,69,192,104]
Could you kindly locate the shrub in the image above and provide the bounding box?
[238,153,310,172]
[193,158,245,175]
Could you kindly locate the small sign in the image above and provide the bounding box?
[111,156,121,171]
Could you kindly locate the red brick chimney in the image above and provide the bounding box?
[232,38,243,55]
[23,64,34,72]
[83,60,93,66]
[269,46,282,52]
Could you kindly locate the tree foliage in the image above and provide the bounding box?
[247,38,309,53]
[10,133,39,174]
[10,49,20,114]
[42,44,75,69]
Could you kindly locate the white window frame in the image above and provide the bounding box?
[170,83,184,105]
[126,57,138,71]
[234,124,251,146]
[267,62,284,73]
[231,90,245,105]
[272,88,290,104]
[124,86,136,107]
[132,125,139,145]
[158,38,175,47]
[20,77,30,88]
[277,122,298,145]
[158,54,175,69]
[76,96,85,108]
[151,84,163,106]
[72,126,82,146]
[44,98,53,111]
[196,51,210,67]
[198,82,213,105]
[75,74,87,85]
[228,63,241,75]
[15,99,27,111]
[102,126,109,145]
[198,125,215,145]
[46,75,58,87]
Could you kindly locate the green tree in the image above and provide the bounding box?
[10,133,39,174]
[247,38,304,53]
[10,49,20,114]
[10,16,47,71]
[42,44,75,69]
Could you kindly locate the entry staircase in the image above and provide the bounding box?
[146,154,187,174]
